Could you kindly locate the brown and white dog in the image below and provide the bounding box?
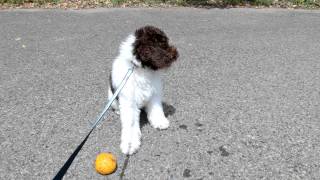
[108,26,179,154]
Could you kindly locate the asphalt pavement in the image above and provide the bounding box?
[1,8,320,180]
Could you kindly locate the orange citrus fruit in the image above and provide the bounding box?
[95,153,117,175]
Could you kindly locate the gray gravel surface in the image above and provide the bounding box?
[1,8,320,180]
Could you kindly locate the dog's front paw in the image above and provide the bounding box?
[150,117,169,130]
[120,135,141,155]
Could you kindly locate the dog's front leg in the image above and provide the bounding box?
[119,100,141,155]
[147,95,169,130]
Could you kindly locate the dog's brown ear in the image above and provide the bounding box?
[135,44,178,70]
[135,44,161,70]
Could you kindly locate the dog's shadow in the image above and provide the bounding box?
[139,102,176,128]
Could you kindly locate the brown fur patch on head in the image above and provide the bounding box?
[133,26,179,70]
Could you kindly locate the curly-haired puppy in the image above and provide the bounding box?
[108,26,179,155]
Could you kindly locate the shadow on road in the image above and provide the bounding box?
[119,155,130,180]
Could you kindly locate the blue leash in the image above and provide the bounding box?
[91,67,134,129]
[53,67,134,180]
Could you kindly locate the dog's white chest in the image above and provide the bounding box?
[133,71,159,107]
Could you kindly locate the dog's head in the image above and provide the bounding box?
[133,26,179,70]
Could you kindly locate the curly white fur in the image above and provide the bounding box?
[108,35,169,155]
